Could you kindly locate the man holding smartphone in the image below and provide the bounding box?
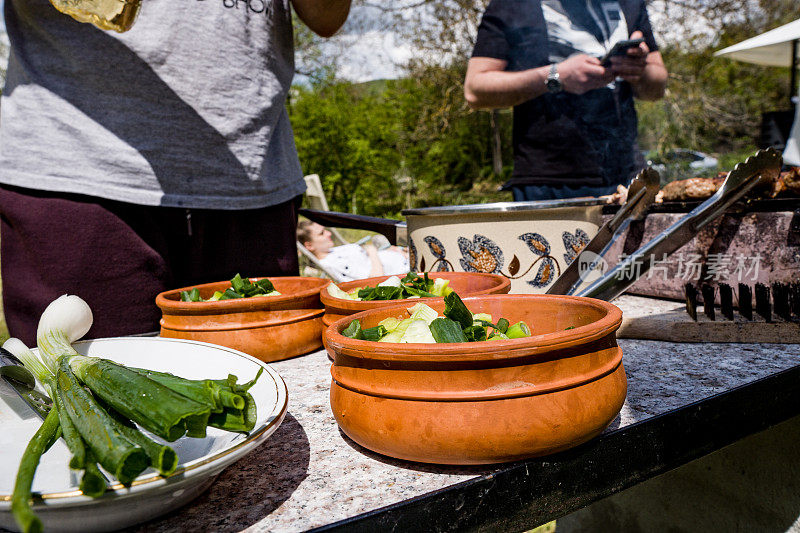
[464,0,667,201]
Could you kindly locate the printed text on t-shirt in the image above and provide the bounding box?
[197,0,272,17]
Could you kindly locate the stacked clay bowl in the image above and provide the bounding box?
[320,272,511,326]
[156,277,329,362]
[324,294,625,465]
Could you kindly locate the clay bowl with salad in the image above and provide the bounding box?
[320,271,510,326]
[324,292,625,465]
[156,274,329,362]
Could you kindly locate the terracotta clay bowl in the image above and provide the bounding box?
[156,277,329,363]
[320,272,511,327]
[324,294,625,465]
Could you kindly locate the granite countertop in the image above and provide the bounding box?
[129,297,800,532]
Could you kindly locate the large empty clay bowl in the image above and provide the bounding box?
[320,272,511,326]
[325,294,625,465]
[156,277,329,362]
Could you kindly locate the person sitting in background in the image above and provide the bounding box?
[297,221,409,281]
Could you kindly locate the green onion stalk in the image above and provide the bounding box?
[132,367,263,433]
[3,338,64,533]
[55,357,149,485]
[10,407,60,533]
[36,295,211,441]
[2,338,107,533]
[7,293,264,532]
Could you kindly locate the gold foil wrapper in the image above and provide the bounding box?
[49,0,142,32]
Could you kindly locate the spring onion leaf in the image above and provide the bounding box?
[56,358,149,485]
[79,450,108,498]
[496,318,510,334]
[342,320,363,339]
[206,370,261,433]
[429,318,468,343]
[11,407,61,533]
[52,392,85,470]
[361,325,388,342]
[180,288,202,302]
[106,411,178,476]
[404,287,439,298]
[180,274,280,302]
[221,288,243,299]
[130,367,245,413]
[68,356,210,442]
[463,325,488,342]
[358,286,404,301]
[443,292,473,329]
[256,278,276,293]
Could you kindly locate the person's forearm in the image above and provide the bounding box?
[632,61,667,101]
[291,0,351,38]
[366,250,383,277]
[464,67,550,109]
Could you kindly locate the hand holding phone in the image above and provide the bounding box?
[600,38,645,67]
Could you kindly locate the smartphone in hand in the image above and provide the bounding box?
[600,38,645,66]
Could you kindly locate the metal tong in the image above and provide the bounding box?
[546,167,661,295]
[571,147,783,301]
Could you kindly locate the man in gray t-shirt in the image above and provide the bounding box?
[0,0,350,344]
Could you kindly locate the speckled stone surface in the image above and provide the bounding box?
[127,313,800,533]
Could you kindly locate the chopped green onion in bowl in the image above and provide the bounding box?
[326,272,453,302]
[341,292,531,343]
[180,274,281,302]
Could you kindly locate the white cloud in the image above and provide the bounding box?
[322,30,415,82]
[319,2,464,82]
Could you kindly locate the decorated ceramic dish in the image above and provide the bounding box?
[403,201,604,294]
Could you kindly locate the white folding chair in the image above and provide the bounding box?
[303,174,349,246]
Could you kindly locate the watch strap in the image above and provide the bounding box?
[545,63,562,93]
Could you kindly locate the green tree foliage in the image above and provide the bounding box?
[637,47,791,156]
[0,38,7,94]
[637,0,795,159]
[289,81,405,216]
[289,66,513,216]
[389,62,513,206]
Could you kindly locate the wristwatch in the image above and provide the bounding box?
[545,63,562,94]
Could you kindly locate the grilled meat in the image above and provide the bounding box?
[660,176,725,202]
[659,167,799,202]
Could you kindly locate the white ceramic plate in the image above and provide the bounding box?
[0,337,288,533]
